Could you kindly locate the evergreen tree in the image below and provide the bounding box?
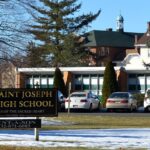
[53,67,67,97]
[28,0,100,66]
[102,61,118,107]
[26,41,49,67]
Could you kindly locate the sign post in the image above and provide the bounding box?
[34,82,40,141]
[34,117,39,141]
[68,82,71,115]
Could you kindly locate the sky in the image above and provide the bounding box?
[80,0,150,33]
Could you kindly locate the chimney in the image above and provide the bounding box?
[134,35,140,51]
[106,28,113,32]
[134,35,139,44]
[146,22,150,36]
[147,22,150,32]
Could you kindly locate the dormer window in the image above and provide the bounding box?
[99,47,109,56]
[101,47,105,56]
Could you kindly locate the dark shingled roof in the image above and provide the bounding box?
[84,30,143,48]
[136,32,150,45]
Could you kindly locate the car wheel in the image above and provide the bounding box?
[96,102,101,112]
[134,106,137,112]
[128,105,133,112]
[107,108,112,112]
[144,108,148,112]
[146,106,150,112]
[89,104,92,112]
[106,108,110,112]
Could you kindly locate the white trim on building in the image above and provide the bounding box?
[18,66,122,74]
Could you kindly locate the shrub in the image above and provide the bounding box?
[133,93,144,107]
[53,67,67,97]
[102,61,118,107]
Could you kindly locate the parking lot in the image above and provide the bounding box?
[60,107,150,117]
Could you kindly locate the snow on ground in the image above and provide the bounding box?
[0,128,149,149]
[42,117,75,126]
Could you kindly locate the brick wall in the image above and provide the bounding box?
[63,71,73,89]
[15,72,26,88]
[116,68,128,91]
[126,49,139,55]
[89,47,127,66]
[0,63,16,88]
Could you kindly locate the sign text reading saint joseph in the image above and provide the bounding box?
[0,89,58,117]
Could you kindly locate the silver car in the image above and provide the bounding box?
[106,92,137,112]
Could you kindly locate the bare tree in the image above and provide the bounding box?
[0,0,35,63]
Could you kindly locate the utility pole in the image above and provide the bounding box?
[34,120,39,141]
[34,82,39,141]
[68,82,71,115]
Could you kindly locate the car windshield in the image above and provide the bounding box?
[70,93,86,97]
[109,93,129,99]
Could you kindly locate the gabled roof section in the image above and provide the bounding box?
[84,30,143,48]
[136,22,150,45]
[122,53,144,67]
[136,33,150,45]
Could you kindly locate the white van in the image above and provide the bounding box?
[144,88,150,112]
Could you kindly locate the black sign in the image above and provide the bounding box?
[0,88,58,117]
[0,119,41,128]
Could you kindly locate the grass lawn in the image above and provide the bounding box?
[42,113,150,130]
[0,113,149,150]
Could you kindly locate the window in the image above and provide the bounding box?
[83,75,90,90]
[74,74,104,95]
[91,75,98,90]
[71,93,86,97]
[128,74,145,92]
[88,92,92,98]
[48,77,53,88]
[129,74,136,78]
[129,85,136,91]
[74,75,82,90]
[128,74,137,91]
[99,76,103,88]
[137,74,145,92]
[99,47,109,56]
[106,47,109,55]
[146,76,150,89]
[41,77,47,88]
[100,47,105,56]
[26,76,33,88]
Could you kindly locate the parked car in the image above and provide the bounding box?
[106,92,137,112]
[58,91,65,111]
[144,88,150,112]
[65,91,101,112]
